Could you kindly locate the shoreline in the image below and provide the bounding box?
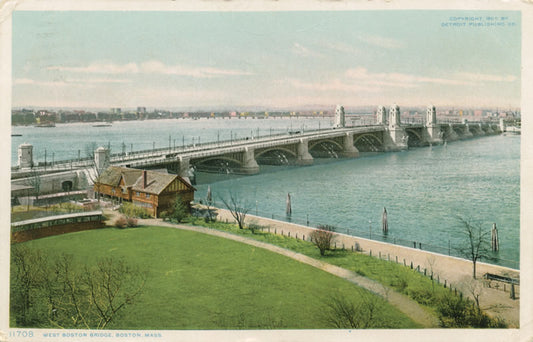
[214,208,520,327]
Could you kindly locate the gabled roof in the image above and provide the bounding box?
[131,171,177,194]
[96,166,195,195]
[96,166,141,187]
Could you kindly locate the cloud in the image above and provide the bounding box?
[287,78,374,93]
[47,62,139,74]
[139,60,253,78]
[46,61,253,78]
[14,78,69,87]
[454,72,518,83]
[322,42,361,55]
[292,42,325,58]
[357,34,405,49]
[281,66,519,102]
[345,67,471,88]
[14,77,130,87]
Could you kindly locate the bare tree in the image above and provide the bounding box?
[220,192,250,229]
[10,245,47,326]
[458,276,484,313]
[323,290,383,329]
[310,224,336,256]
[11,247,146,329]
[456,217,493,279]
[46,254,91,329]
[24,170,42,200]
[82,257,146,329]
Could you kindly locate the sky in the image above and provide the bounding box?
[12,10,522,110]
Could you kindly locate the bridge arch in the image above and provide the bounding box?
[194,156,243,173]
[61,180,73,192]
[255,147,298,165]
[353,133,383,152]
[308,139,344,158]
[404,128,424,147]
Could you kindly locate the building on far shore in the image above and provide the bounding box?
[94,166,195,217]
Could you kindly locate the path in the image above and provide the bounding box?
[139,218,440,328]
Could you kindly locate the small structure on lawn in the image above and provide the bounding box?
[93,166,195,217]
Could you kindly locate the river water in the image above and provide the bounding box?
[10,118,520,268]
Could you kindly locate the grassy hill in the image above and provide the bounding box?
[12,226,419,329]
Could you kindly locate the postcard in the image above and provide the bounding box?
[1,1,531,341]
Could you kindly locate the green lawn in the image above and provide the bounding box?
[14,226,420,329]
[189,220,454,312]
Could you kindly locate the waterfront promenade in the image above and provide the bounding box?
[212,208,520,327]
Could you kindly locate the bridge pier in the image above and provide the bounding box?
[424,125,443,145]
[445,124,459,141]
[424,105,442,145]
[384,104,408,151]
[384,128,408,151]
[341,132,359,158]
[178,156,194,184]
[475,123,485,136]
[462,124,474,139]
[499,118,506,132]
[297,138,314,165]
[242,147,260,174]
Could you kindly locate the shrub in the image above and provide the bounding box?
[160,211,170,221]
[126,217,138,227]
[168,197,189,223]
[114,216,128,228]
[310,225,336,256]
[407,288,436,306]
[119,202,152,219]
[248,223,266,234]
[435,292,504,328]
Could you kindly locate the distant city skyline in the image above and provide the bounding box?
[12,11,521,109]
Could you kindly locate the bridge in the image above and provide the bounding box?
[12,104,502,195]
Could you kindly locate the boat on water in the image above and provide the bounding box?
[34,122,56,127]
[92,123,112,127]
[505,126,521,135]
[11,134,22,137]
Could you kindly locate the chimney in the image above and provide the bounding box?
[143,170,147,189]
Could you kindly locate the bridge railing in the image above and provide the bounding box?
[17,127,375,171]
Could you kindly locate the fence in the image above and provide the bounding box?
[207,200,519,270]
[245,217,519,299]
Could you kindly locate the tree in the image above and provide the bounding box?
[10,246,146,329]
[310,224,336,256]
[82,257,146,329]
[323,290,383,329]
[456,217,493,279]
[458,276,484,313]
[24,170,42,200]
[220,192,250,230]
[167,195,190,223]
[10,245,47,326]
